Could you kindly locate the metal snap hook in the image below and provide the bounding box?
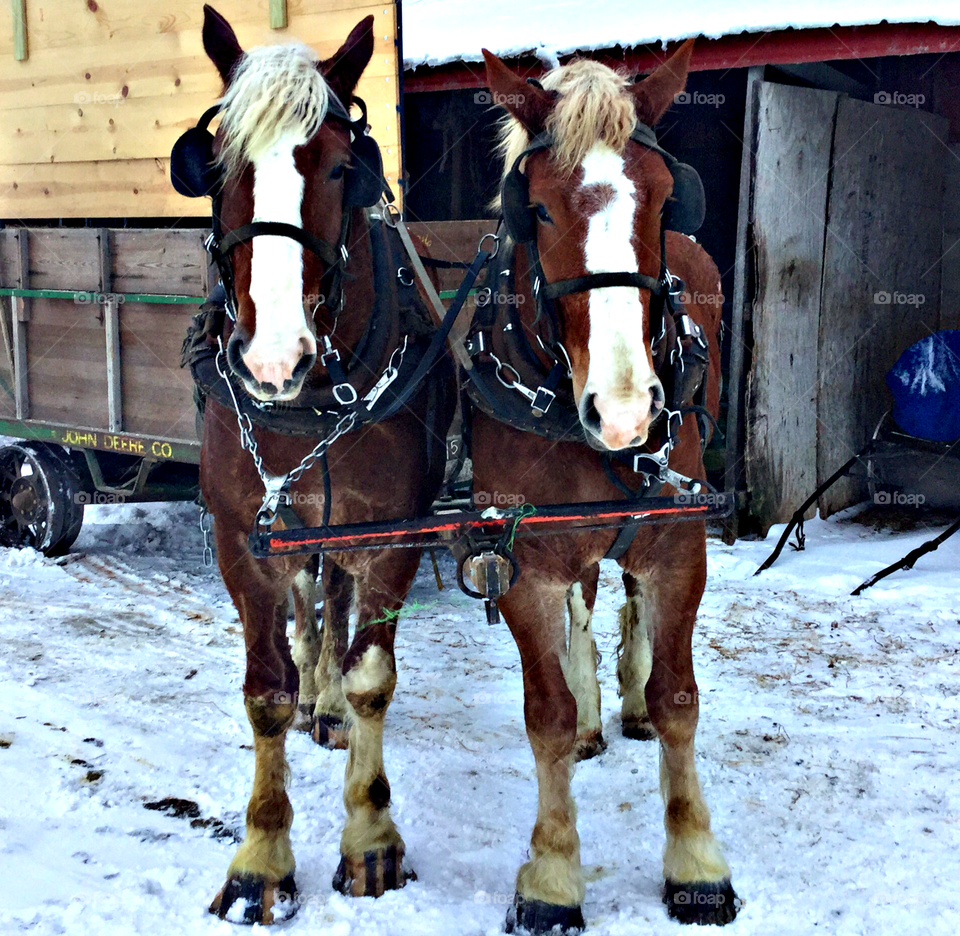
[397,266,415,287]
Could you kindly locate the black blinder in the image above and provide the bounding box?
[663,161,705,235]
[501,167,536,244]
[170,104,223,198]
[344,132,385,208]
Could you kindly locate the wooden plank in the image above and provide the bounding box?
[112,229,208,295]
[0,79,399,165]
[104,296,122,432]
[744,82,837,535]
[24,297,109,429]
[2,152,402,221]
[0,0,395,67]
[722,64,762,543]
[13,230,29,419]
[26,229,101,291]
[817,98,947,517]
[11,0,26,61]
[119,302,199,441]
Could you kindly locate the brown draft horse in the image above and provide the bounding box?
[196,8,454,923]
[468,46,739,931]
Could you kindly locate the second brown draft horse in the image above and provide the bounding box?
[466,45,739,932]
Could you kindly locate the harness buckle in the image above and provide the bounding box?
[203,232,217,254]
[531,386,556,417]
[397,266,415,287]
[465,332,487,356]
[333,383,359,406]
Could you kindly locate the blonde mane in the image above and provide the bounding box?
[496,59,636,188]
[218,42,331,179]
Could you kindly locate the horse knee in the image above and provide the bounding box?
[342,629,396,719]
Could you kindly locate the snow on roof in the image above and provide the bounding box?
[402,1,960,70]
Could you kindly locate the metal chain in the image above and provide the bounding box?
[199,506,214,568]
[215,337,357,526]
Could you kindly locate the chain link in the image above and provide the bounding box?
[215,337,357,527]
[199,506,214,568]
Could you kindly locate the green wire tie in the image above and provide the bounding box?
[506,503,537,551]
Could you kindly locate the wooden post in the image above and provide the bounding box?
[104,296,122,432]
[13,231,29,420]
[269,0,287,30]
[722,65,763,543]
[12,0,27,61]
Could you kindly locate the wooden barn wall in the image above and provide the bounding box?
[745,81,948,532]
[0,1,401,219]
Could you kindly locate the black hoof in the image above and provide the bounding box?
[506,894,585,935]
[663,879,740,925]
[311,713,349,750]
[621,716,657,741]
[209,873,298,925]
[573,731,607,762]
[332,843,413,897]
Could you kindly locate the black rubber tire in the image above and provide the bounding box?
[0,443,85,557]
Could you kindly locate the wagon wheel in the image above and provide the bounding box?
[0,444,84,556]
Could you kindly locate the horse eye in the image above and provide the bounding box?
[329,164,345,180]
[535,203,553,224]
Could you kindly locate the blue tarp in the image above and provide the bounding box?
[885,330,960,442]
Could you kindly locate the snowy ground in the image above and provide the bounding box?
[0,500,958,936]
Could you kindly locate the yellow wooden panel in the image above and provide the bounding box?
[0,78,398,164]
[1,149,401,221]
[0,0,401,218]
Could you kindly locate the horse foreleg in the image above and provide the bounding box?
[501,574,585,935]
[312,558,352,749]
[210,532,300,925]
[564,565,606,761]
[290,555,320,732]
[639,565,739,926]
[333,550,417,897]
[616,571,657,740]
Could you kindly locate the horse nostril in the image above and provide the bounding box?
[581,393,602,434]
[259,381,278,396]
[650,381,665,417]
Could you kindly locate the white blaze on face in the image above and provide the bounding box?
[580,143,661,450]
[242,129,317,397]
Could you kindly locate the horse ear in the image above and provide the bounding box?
[482,49,555,136]
[202,5,244,85]
[321,15,375,102]
[630,39,694,127]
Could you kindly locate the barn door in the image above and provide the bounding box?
[743,81,947,531]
